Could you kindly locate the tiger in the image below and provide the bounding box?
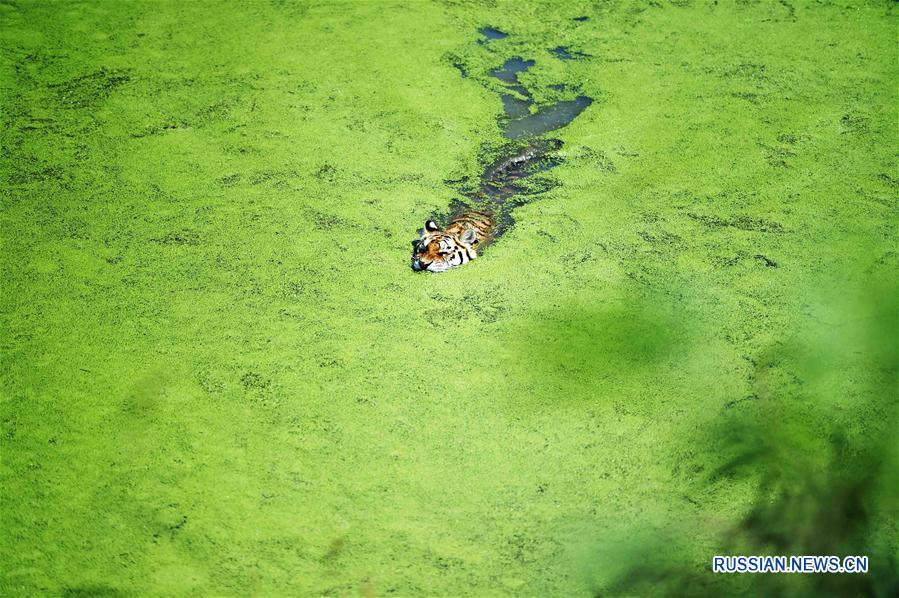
[410,210,495,272]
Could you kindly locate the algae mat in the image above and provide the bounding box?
[1,1,896,596]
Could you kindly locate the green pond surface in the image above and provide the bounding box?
[1,1,896,596]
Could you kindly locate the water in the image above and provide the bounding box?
[500,93,532,119]
[479,27,508,40]
[486,54,593,139]
[503,96,593,139]
[488,57,534,84]
[478,139,564,200]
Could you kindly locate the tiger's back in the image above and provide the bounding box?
[445,210,494,244]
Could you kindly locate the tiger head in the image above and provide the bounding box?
[410,220,478,273]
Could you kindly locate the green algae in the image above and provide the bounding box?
[1,1,896,595]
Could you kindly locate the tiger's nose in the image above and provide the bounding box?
[411,258,426,271]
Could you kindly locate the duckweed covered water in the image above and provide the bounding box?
[2,1,897,596]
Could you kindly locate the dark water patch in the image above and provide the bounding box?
[480,139,563,185]
[489,57,534,84]
[504,96,593,139]
[551,46,591,60]
[477,139,563,202]
[500,94,532,119]
[574,15,589,21]
[479,27,508,40]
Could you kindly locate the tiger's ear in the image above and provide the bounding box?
[425,220,440,232]
[460,226,477,245]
